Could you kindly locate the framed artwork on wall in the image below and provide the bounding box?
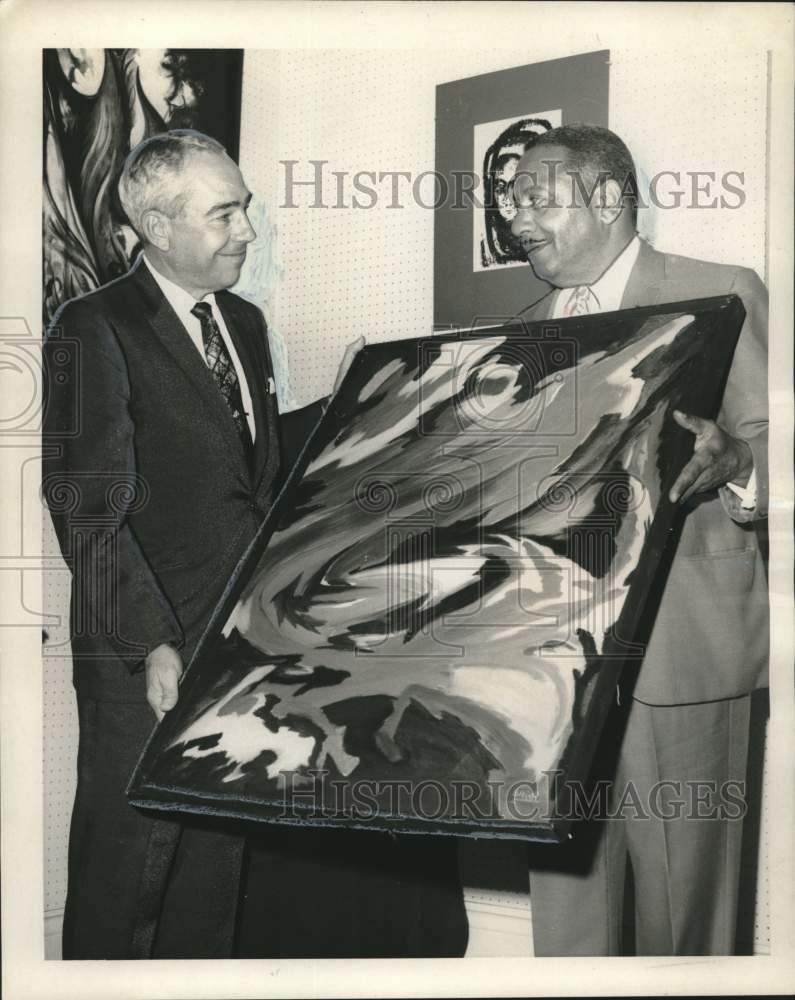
[43,48,244,324]
[434,50,610,328]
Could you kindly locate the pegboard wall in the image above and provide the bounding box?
[43,44,771,956]
[238,46,769,409]
[610,49,769,278]
[42,510,78,917]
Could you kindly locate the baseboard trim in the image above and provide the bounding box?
[463,892,534,957]
[44,907,63,960]
[41,900,769,959]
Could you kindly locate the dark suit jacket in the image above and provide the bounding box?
[518,239,769,704]
[44,256,321,702]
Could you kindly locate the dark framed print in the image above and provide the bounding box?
[43,48,244,324]
[434,50,610,328]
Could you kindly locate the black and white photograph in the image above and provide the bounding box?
[1,2,793,998]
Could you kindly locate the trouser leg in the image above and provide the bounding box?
[527,694,631,957]
[236,825,469,958]
[62,695,245,959]
[62,697,161,959]
[527,811,627,955]
[622,696,751,955]
[152,817,245,958]
[527,692,752,956]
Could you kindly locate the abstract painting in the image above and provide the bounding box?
[129,295,745,842]
[43,48,243,324]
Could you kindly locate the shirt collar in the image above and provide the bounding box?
[142,253,217,315]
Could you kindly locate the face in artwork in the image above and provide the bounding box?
[492,151,522,224]
[136,49,202,127]
[511,144,611,287]
[157,150,256,298]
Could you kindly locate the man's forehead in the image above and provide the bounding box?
[514,146,569,189]
[184,150,240,181]
[181,152,249,202]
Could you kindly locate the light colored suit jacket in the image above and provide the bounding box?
[518,239,769,704]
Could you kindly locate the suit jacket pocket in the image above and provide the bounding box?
[636,545,768,704]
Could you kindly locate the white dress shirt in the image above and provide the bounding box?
[143,255,256,441]
[550,235,642,319]
[549,236,756,509]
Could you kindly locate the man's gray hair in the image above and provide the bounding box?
[118,129,227,237]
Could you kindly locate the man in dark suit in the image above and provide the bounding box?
[508,124,768,955]
[44,129,467,959]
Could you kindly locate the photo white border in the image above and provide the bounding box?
[1,2,793,997]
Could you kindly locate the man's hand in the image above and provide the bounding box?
[145,643,184,721]
[332,336,366,395]
[669,410,753,504]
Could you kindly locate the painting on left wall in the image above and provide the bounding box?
[43,48,244,324]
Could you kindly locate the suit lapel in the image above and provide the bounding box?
[620,238,667,309]
[130,259,250,467]
[515,290,557,324]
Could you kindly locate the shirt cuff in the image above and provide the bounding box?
[724,467,757,511]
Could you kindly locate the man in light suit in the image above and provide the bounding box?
[509,124,768,955]
[44,129,467,959]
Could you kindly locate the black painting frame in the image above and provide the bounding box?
[128,295,745,844]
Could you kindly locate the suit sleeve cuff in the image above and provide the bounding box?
[719,467,758,523]
[724,467,757,510]
[127,628,185,675]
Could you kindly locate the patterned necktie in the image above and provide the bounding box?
[190,301,253,451]
[562,285,599,316]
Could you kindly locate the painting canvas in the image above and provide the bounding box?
[43,48,244,324]
[129,295,745,843]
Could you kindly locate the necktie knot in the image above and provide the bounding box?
[191,302,215,349]
[190,300,213,321]
[563,285,599,316]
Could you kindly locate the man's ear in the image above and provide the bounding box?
[141,210,171,252]
[597,178,624,225]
